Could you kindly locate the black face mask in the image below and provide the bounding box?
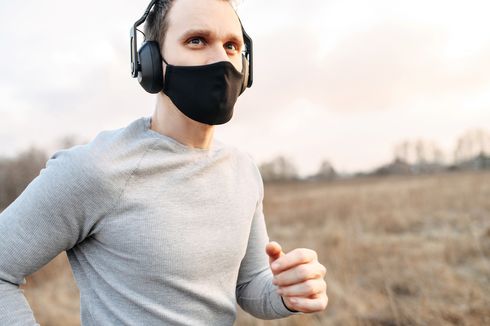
[162,57,245,125]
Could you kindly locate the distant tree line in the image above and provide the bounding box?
[259,128,490,181]
[1,129,489,208]
[372,128,490,176]
[258,155,337,183]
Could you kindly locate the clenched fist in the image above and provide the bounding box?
[266,241,328,313]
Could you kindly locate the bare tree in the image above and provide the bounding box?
[454,129,490,164]
[315,160,337,180]
[394,139,445,166]
[259,155,298,182]
[394,141,411,163]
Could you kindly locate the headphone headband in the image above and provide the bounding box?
[238,18,253,88]
[130,0,158,78]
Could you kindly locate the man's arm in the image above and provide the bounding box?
[235,197,302,320]
[234,164,303,320]
[0,147,108,325]
[235,154,328,318]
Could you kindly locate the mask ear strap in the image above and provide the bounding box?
[162,56,169,65]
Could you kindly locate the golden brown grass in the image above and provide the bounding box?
[20,171,490,325]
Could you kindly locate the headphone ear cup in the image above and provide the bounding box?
[240,54,249,95]
[138,41,164,94]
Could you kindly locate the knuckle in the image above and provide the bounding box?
[311,281,322,294]
[295,249,309,262]
[296,265,310,279]
[301,249,317,262]
[311,298,327,312]
[312,267,323,279]
[322,296,329,310]
[304,280,316,293]
[320,264,327,276]
[319,302,327,311]
[309,249,318,260]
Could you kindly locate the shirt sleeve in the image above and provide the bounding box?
[235,168,303,319]
[0,146,110,325]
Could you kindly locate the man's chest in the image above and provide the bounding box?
[92,169,259,281]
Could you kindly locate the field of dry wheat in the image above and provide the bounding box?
[19,171,490,325]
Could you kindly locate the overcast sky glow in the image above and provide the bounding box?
[1,0,489,176]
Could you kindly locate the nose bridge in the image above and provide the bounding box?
[205,42,229,64]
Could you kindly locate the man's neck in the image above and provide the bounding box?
[150,94,215,149]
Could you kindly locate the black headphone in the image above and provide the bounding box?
[130,0,253,94]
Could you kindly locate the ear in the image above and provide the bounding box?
[138,41,164,94]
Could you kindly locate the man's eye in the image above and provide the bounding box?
[225,43,238,51]
[188,37,205,45]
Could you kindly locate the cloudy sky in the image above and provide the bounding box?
[1,0,489,175]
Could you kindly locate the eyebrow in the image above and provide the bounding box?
[179,29,244,47]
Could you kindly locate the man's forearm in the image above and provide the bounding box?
[236,267,302,319]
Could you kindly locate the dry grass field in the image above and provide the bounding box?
[19,171,490,325]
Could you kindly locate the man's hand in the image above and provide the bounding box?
[266,241,328,313]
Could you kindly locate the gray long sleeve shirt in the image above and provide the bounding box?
[0,116,300,325]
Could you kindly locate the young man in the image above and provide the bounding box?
[0,0,327,324]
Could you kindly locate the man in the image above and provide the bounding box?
[0,0,327,324]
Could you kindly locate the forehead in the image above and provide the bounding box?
[166,0,243,40]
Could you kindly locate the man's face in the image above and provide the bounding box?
[162,0,244,73]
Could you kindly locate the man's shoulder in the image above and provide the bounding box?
[47,117,148,182]
[215,139,257,167]
[216,140,264,187]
